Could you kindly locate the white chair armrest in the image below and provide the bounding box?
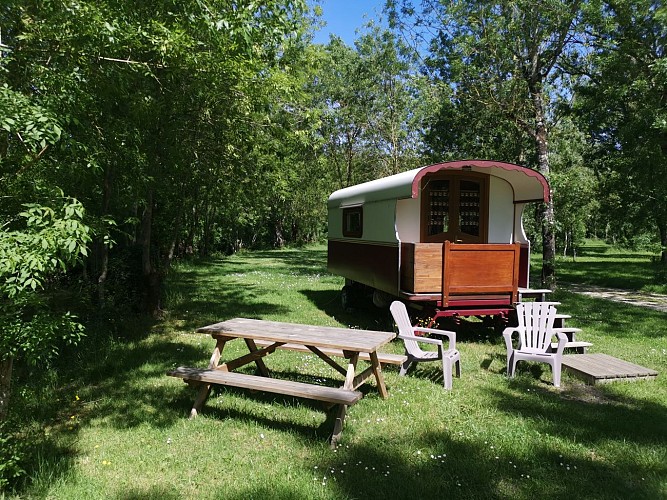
[398,334,442,346]
[502,326,523,338]
[502,326,523,351]
[414,327,456,350]
[553,331,568,354]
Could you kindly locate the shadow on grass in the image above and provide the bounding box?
[115,486,183,500]
[299,377,665,499]
[248,247,330,276]
[299,289,395,332]
[200,398,337,443]
[165,268,292,332]
[227,427,663,499]
[486,382,667,447]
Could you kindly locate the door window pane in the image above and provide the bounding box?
[427,180,450,236]
[459,180,481,237]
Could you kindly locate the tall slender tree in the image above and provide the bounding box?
[574,0,667,262]
[389,0,587,287]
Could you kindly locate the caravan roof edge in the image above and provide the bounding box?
[327,160,550,208]
[411,160,550,203]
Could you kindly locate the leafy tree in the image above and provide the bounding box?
[2,0,311,315]
[389,0,587,288]
[574,0,667,262]
[315,36,375,189]
[355,25,428,177]
[314,26,427,193]
[0,0,310,422]
[549,119,599,257]
[0,84,91,421]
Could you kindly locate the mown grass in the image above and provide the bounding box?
[4,243,667,499]
[554,239,667,294]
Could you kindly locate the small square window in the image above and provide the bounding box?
[343,207,363,238]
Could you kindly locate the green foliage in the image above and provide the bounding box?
[574,0,667,260]
[0,198,90,364]
[0,421,26,491]
[0,85,62,153]
[314,26,427,191]
[549,119,600,255]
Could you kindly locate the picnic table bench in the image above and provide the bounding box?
[168,318,395,447]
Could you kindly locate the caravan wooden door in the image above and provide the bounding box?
[421,174,488,244]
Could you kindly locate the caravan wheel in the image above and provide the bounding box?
[341,285,354,311]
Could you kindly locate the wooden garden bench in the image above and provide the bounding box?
[168,367,363,406]
[167,318,395,447]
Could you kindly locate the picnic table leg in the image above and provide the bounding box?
[190,337,229,419]
[328,352,361,448]
[331,404,347,449]
[244,338,270,377]
[369,351,388,399]
[343,352,360,390]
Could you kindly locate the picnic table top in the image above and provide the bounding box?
[196,318,396,353]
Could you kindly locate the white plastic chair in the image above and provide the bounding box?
[390,301,461,390]
[503,302,568,387]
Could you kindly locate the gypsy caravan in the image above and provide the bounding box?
[327,160,550,322]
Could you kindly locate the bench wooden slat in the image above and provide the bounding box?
[168,367,363,406]
[252,340,407,366]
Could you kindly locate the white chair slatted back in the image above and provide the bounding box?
[516,302,558,353]
[389,301,420,357]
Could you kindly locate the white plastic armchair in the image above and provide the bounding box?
[503,302,568,387]
[390,301,461,389]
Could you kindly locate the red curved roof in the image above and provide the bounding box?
[411,160,550,203]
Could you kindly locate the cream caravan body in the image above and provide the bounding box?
[327,160,550,316]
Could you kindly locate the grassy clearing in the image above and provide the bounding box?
[5,244,667,499]
[554,239,667,294]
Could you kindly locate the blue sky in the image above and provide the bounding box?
[311,0,386,46]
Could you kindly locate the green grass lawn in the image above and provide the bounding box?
[553,239,667,294]
[5,244,667,499]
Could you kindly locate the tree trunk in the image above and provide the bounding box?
[140,189,161,316]
[659,220,667,264]
[531,86,557,289]
[96,165,113,304]
[345,131,354,187]
[0,357,13,422]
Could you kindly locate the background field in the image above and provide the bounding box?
[6,241,667,499]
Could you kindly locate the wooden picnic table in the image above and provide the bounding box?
[168,318,396,446]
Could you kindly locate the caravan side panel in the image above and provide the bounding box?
[327,199,400,296]
[328,240,399,295]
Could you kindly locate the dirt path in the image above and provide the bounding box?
[563,283,667,313]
